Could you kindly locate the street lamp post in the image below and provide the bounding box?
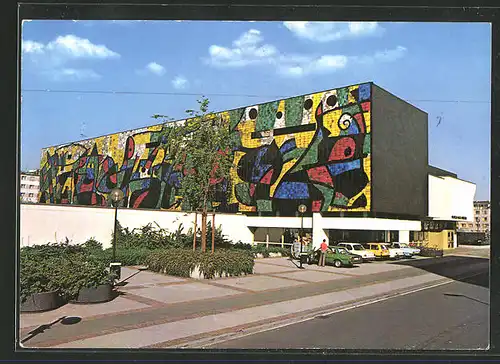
[298,204,307,269]
[109,188,125,279]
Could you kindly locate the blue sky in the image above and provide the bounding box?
[21,20,491,200]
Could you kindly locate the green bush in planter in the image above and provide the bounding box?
[144,248,254,279]
[145,249,196,277]
[20,245,116,302]
[268,246,291,257]
[52,255,116,301]
[419,246,444,257]
[197,249,254,279]
[20,254,62,303]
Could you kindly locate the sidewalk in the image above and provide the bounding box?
[19,255,488,349]
[444,245,490,259]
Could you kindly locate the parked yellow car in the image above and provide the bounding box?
[363,243,390,259]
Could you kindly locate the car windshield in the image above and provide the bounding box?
[380,245,388,250]
[399,243,409,248]
[353,245,364,250]
[337,248,348,254]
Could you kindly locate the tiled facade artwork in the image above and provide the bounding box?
[39,83,372,215]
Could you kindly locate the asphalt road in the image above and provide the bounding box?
[209,268,489,350]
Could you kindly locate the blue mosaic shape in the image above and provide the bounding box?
[327,160,361,176]
[274,182,310,199]
[279,139,297,155]
[359,83,371,101]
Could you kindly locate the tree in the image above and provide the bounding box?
[153,96,235,252]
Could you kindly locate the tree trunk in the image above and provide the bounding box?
[201,211,207,252]
[212,213,215,254]
[192,212,197,251]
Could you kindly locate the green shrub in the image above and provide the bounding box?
[21,240,85,259]
[251,244,268,257]
[268,246,291,257]
[233,241,252,250]
[419,247,444,257]
[20,247,115,303]
[53,255,116,301]
[112,220,242,251]
[145,249,200,277]
[144,248,254,279]
[20,254,62,303]
[249,244,292,258]
[82,237,103,253]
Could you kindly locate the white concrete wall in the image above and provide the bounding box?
[312,213,328,249]
[20,204,252,249]
[399,230,410,244]
[428,175,476,221]
[21,204,423,250]
[317,216,421,232]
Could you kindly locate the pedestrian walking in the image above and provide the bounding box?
[319,239,328,266]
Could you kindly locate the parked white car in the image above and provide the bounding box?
[337,242,376,261]
[389,242,414,258]
[382,244,403,259]
[400,242,420,255]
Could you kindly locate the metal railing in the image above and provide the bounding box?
[253,241,293,249]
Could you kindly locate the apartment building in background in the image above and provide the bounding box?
[20,170,40,203]
[458,200,490,233]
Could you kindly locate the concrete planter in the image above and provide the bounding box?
[20,291,63,312]
[189,265,248,280]
[420,248,444,258]
[71,284,114,304]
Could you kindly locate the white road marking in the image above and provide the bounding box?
[198,270,488,348]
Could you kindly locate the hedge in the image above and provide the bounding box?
[144,248,254,279]
[251,244,291,258]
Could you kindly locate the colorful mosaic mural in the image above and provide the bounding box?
[39,83,372,214]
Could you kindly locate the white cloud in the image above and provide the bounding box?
[354,45,407,65]
[172,75,188,89]
[146,62,166,75]
[206,29,278,68]
[22,40,44,54]
[205,29,406,78]
[46,35,120,59]
[283,21,382,42]
[22,35,120,63]
[47,68,101,81]
[22,35,119,81]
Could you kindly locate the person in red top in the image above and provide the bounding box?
[319,239,328,266]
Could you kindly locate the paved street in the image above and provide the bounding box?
[208,269,489,350]
[19,252,489,349]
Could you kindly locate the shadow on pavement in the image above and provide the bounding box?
[443,293,489,306]
[391,256,489,289]
[20,316,82,345]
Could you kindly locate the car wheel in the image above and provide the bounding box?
[334,260,342,268]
